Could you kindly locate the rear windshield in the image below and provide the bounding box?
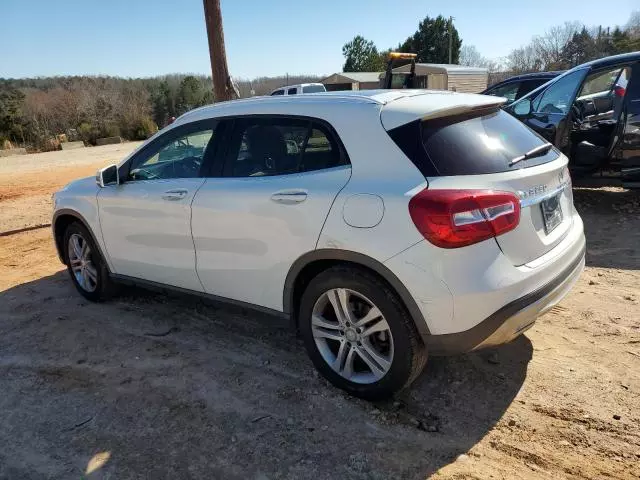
[388,108,559,176]
[302,85,325,93]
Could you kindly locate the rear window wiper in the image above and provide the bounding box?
[509,143,553,166]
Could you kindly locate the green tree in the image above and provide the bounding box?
[0,82,25,143]
[150,80,173,127]
[342,35,385,72]
[399,15,461,64]
[177,76,213,115]
[611,27,640,54]
[561,28,596,67]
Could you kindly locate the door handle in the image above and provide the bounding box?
[270,190,308,204]
[161,189,188,201]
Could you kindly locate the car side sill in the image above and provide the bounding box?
[110,274,289,320]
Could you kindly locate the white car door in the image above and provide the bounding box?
[98,119,220,291]
[191,117,351,310]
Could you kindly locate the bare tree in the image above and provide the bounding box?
[507,44,542,73]
[459,45,484,66]
[459,45,502,72]
[532,22,581,70]
[626,10,640,38]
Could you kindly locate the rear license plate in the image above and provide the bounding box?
[540,193,563,234]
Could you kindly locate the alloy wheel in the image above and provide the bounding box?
[67,233,98,292]
[311,288,394,384]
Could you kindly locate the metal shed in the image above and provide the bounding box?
[321,72,382,91]
[388,63,489,93]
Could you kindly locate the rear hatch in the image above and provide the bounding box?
[384,98,573,266]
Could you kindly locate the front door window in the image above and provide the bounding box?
[128,129,215,181]
[532,70,587,115]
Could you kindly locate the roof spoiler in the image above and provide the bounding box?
[381,93,508,131]
[421,99,507,122]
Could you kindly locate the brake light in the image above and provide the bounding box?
[408,189,521,248]
[614,85,626,97]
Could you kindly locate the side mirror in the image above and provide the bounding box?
[513,98,532,117]
[96,164,119,187]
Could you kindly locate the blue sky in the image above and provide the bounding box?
[2,0,636,79]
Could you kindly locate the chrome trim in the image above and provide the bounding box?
[519,181,569,208]
[483,203,515,221]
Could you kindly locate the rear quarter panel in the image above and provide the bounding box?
[316,104,427,261]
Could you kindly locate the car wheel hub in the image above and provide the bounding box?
[311,288,394,384]
[345,328,358,342]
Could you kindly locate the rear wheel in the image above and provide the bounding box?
[63,222,116,301]
[299,266,426,400]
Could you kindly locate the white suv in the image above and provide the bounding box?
[52,90,585,399]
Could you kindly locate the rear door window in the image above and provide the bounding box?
[288,88,298,95]
[486,82,520,102]
[224,118,348,177]
[388,109,559,177]
[517,79,548,99]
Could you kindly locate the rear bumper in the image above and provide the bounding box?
[426,244,585,355]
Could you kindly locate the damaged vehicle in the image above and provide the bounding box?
[505,52,640,186]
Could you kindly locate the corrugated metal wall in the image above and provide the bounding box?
[446,74,488,93]
[427,74,447,90]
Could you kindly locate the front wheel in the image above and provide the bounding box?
[63,222,117,302]
[299,266,427,400]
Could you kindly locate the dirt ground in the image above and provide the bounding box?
[0,145,638,480]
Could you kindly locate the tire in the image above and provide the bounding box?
[299,266,427,400]
[63,222,117,302]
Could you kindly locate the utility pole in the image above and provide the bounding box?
[448,16,453,64]
[203,0,236,101]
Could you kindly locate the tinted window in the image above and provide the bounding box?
[226,119,346,177]
[302,85,326,93]
[486,82,520,102]
[388,109,558,177]
[271,89,284,96]
[128,128,214,181]
[288,88,298,95]
[301,128,340,172]
[532,69,587,114]
[517,79,548,99]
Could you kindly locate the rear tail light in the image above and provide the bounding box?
[614,85,626,97]
[408,189,521,248]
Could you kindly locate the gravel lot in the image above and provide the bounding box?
[0,144,638,479]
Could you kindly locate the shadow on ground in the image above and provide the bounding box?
[0,272,532,479]
[573,187,640,270]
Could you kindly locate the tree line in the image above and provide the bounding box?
[505,16,639,73]
[0,73,322,152]
[1,11,638,152]
[342,15,462,73]
[342,11,639,77]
